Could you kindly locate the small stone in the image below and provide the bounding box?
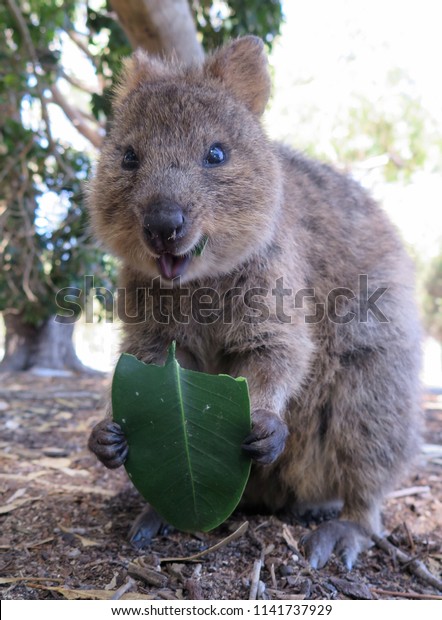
[42,447,70,457]
[279,564,294,576]
[66,548,81,559]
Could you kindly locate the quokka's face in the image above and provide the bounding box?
[89,38,282,284]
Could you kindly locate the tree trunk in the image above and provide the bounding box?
[109,0,204,63]
[0,313,92,374]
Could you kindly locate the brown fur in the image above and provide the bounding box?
[88,36,422,567]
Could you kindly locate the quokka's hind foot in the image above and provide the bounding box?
[299,519,372,570]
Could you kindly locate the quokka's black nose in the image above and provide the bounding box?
[143,200,186,253]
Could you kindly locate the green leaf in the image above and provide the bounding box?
[192,235,209,257]
[112,343,251,532]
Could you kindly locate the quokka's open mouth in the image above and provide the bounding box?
[155,235,208,279]
[156,253,192,279]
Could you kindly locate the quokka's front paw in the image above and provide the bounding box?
[88,419,128,469]
[242,409,288,464]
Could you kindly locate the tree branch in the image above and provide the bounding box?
[109,0,204,63]
[5,0,55,151]
[0,137,35,185]
[64,28,99,68]
[50,85,103,149]
[60,69,100,96]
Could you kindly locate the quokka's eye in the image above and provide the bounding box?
[204,143,227,167]
[122,147,139,170]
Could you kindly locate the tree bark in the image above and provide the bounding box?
[0,313,92,374]
[109,0,204,63]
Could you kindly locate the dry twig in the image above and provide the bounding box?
[160,521,249,563]
[371,588,442,600]
[110,577,136,600]
[128,560,167,588]
[184,564,203,599]
[249,557,263,601]
[388,486,431,499]
[373,534,442,591]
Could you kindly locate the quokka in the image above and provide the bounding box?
[88,36,421,569]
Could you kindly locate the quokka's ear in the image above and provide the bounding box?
[204,36,271,116]
[113,49,170,106]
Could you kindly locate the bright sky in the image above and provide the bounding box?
[266,0,442,259]
[274,0,442,115]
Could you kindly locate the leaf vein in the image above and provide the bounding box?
[174,360,199,521]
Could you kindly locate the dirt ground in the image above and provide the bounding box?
[1,371,441,601]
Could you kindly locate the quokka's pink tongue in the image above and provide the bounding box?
[156,254,191,280]
[157,254,174,279]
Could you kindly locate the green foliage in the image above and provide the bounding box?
[423,248,442,343]
[327,91,432,183]
[291,65,441,185]
[86,3,131,121]
[112,344,251,532]
[0,0,114,325]
[193,0,283,51]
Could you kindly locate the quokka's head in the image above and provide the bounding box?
[90,36,283,283]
